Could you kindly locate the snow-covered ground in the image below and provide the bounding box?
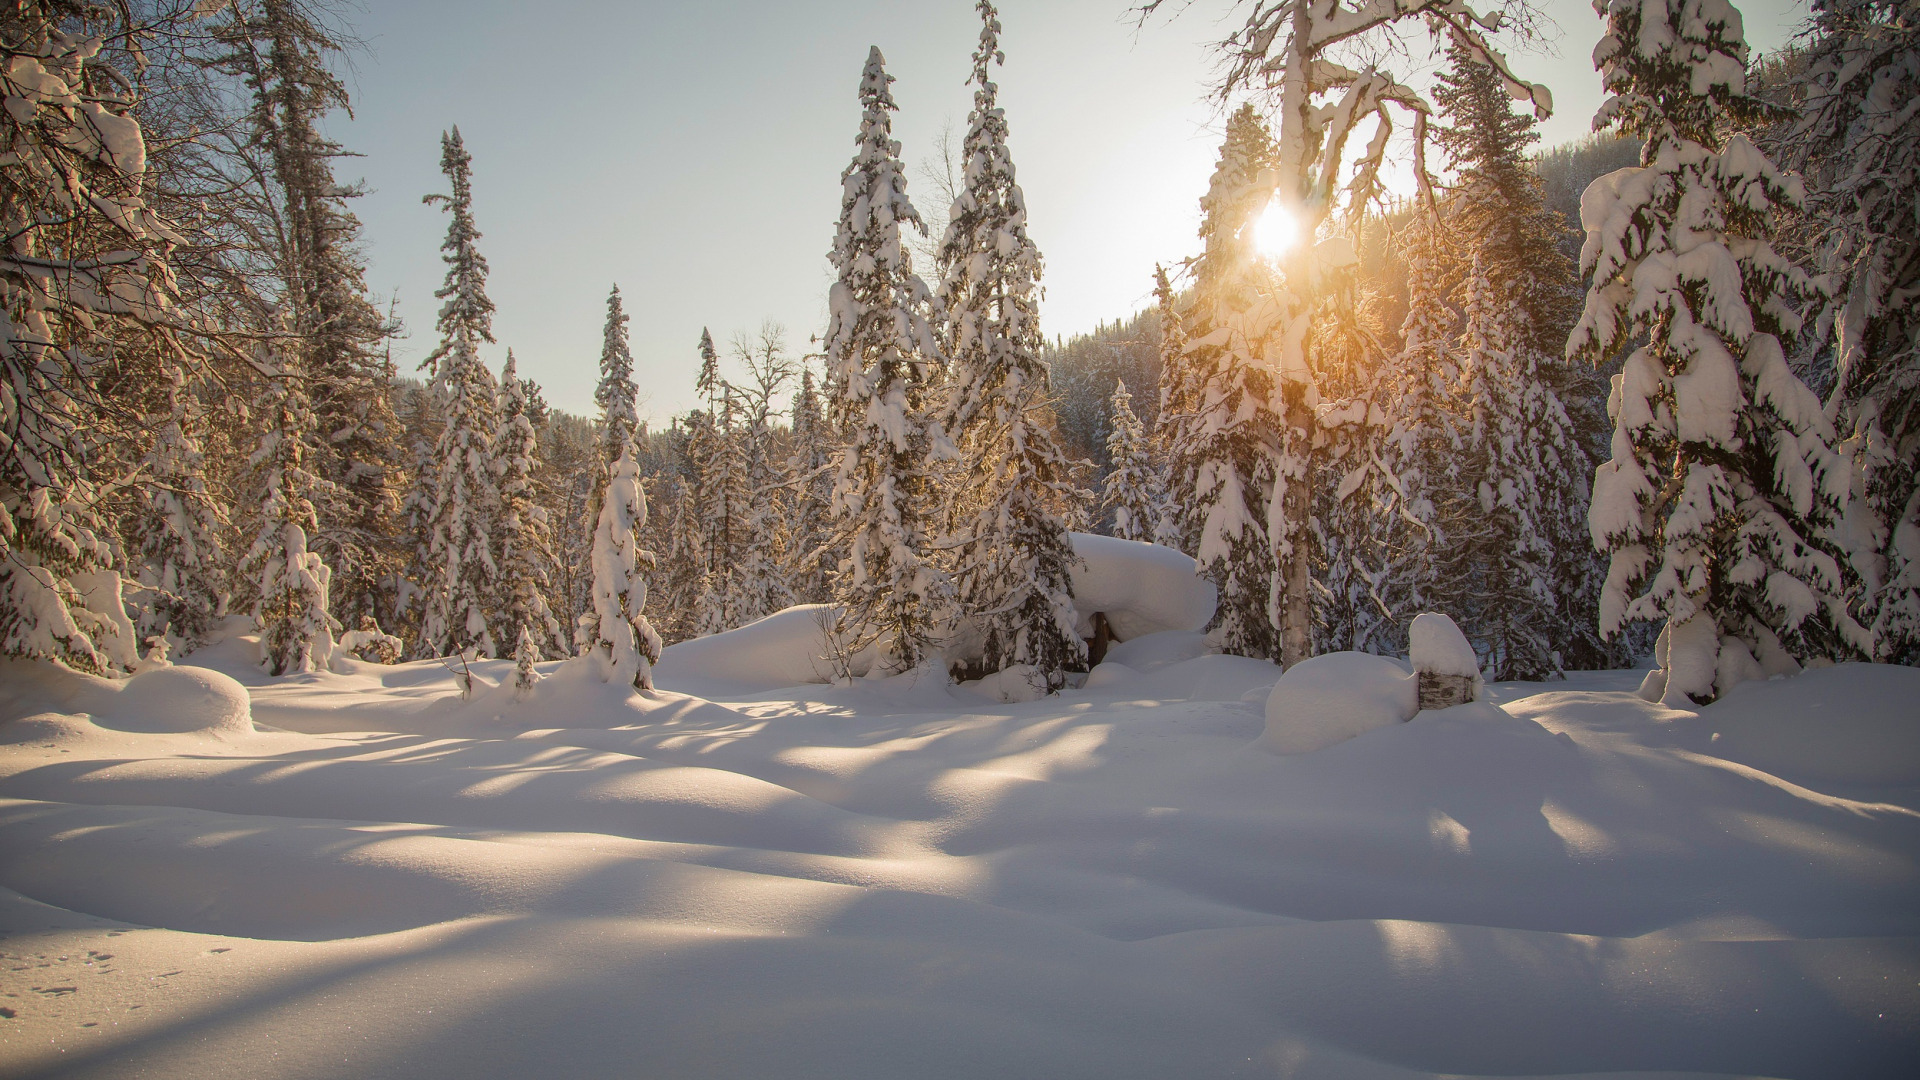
[2,630,1917,1078]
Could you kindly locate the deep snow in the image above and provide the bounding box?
[1,626,1916,1078]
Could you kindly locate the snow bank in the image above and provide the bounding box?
[1686,662,1920,788]
[0,658,253,738]
[656,604,875,690]
[1260,651,1417,754]
[1068,533,1215,641]
[654,538,1212,694]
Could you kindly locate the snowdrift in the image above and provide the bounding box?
[2,649,1917,1078]
[656,534,1217,692]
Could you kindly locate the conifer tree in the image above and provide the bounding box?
[418,127,502,659]
[493,352,564,659]
[786,367,838,604]
[238,352,338,676]
[127,374,227,653]
[1571,0,1867,702]
[1374,202,1464,637]
[938,3,1084,687]
[824,47,954,675]
[1434,41,1596,680]
[1101,381,1164,543]
[1181,104,1290,661]
[580,286,662,689]
[1151,265,1199,553]
[1774,0,1920,663]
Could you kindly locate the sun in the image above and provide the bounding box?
[1252,200,1300,260]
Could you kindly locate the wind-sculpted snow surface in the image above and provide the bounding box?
[1,648,1917,1078]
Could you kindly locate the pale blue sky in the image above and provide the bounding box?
[334,0,1809,423]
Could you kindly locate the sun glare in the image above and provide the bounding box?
[1252,201,1300,260]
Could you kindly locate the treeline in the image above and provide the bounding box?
[5,0,1914,703]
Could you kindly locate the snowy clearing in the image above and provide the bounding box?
[1,637,1916,1079]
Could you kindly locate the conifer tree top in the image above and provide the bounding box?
[423,126,494,375]
[597,285,638,443]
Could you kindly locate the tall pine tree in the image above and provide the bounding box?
[417,128,502,659]
[823,47,954,676]
[493,352,564,659]
[938,3,1084,688]
[580,285,662,689]
[1434,41,1597,680]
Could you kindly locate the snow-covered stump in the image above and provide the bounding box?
[1409,613,1483,710]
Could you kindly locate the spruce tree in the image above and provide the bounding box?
[1182,105,1289,661]
[493,352,564,659]
[1374,202,1464,641]
[823,47,954,675]
[1774,0,1920,663]
[238,350,338,676]
[127,374,227,653]
[1151,265,1200,553]
[1571,0,1868,702]
[418,127,502,659]
[786,367,837,604]
[1100,381,1164,543]
[1434,41,1596,680]
[937,3,1084,687]
[581,286,662,689]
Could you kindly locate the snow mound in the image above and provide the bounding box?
[657,604,873,690]
[1103,630,1211,672]
[1409,612,1481,678]
[1082,662,1139,689]
[964,664,1052,703]
[1260,652,1417,754]
[1688,663,1920,788]
[100,665,254,735]
[1068,533,1215,642]
[0,659,252,738]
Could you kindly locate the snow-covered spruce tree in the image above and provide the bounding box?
[238,351,339,676]
[823,47,955,676]
[211,0,403,628]
[1433,40,1599,680]
[1307,286,1396,656]
[1,3,176,673]
[1772,0,1920,664]
[1180,103,1289,661]
[937,3,1084,688]
[1144,0,1552,667]
[786,367,838,604]
[580,286,662,688]
[126,374,227,653]
[418,127,502,660]
[1151,265,1201,553]
[1570,0,1867,703]
[493,352,564,660]
[1101,381,1164,542]
[1373,200,1465,639]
